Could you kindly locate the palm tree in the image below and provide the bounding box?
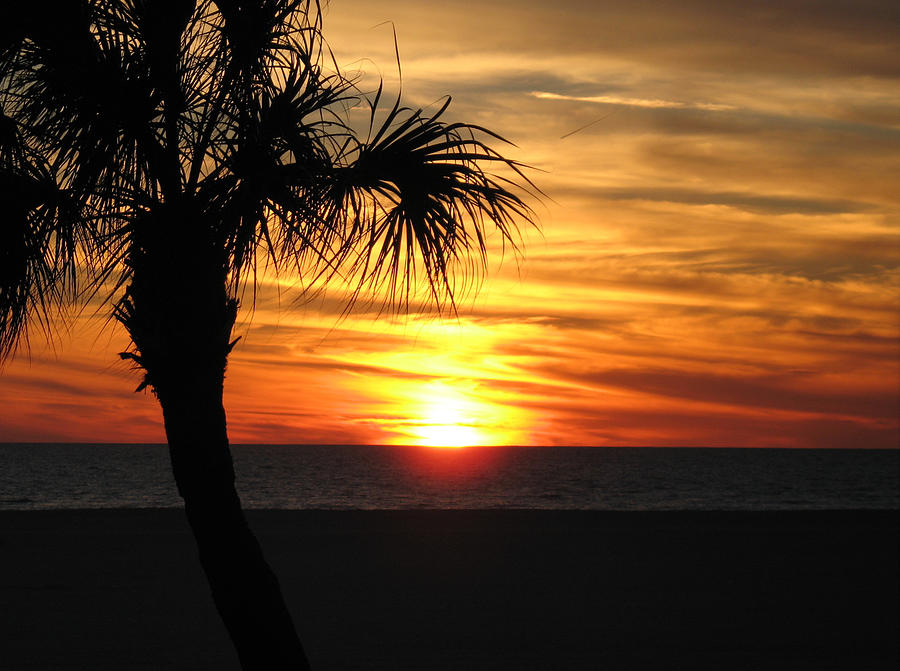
[0,1,534,668]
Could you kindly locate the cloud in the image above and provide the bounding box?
[576,368,899,421]
[233,354,441,381]
[327,0,900,87]
[591,187,872,216]
[532,91,736,112]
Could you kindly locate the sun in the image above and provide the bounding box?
[417,422,482,448]
[411,382,486,448]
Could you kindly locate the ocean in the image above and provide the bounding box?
[0,443,897,511]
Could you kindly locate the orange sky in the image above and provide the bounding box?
[1,0,898,448]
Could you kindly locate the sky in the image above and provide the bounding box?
[0,0,898,448]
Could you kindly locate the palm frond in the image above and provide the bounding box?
[213,0,323,85]
[0,114,83,359]
[331,96,539,311]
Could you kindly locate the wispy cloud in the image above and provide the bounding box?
[532,91,736,112]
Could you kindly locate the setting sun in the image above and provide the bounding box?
[417,423,481,448]
[410,382,486,448]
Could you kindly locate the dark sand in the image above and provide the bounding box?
[1,510,897,670]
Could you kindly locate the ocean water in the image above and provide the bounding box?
[0,443,897,511]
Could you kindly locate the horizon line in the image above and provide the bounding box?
[0,442,896,450]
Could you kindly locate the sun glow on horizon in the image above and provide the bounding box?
[408,381,490,448]
[416,422,482,448]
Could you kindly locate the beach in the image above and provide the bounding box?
[1,509,897,670]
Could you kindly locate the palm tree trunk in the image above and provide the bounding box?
[159,378,311,671]
[120,231,311,670]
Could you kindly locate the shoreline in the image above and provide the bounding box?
[2,509,898,670]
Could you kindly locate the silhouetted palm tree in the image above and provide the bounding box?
[0,1,534,668]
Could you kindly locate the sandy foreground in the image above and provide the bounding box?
[1,509,897,670]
